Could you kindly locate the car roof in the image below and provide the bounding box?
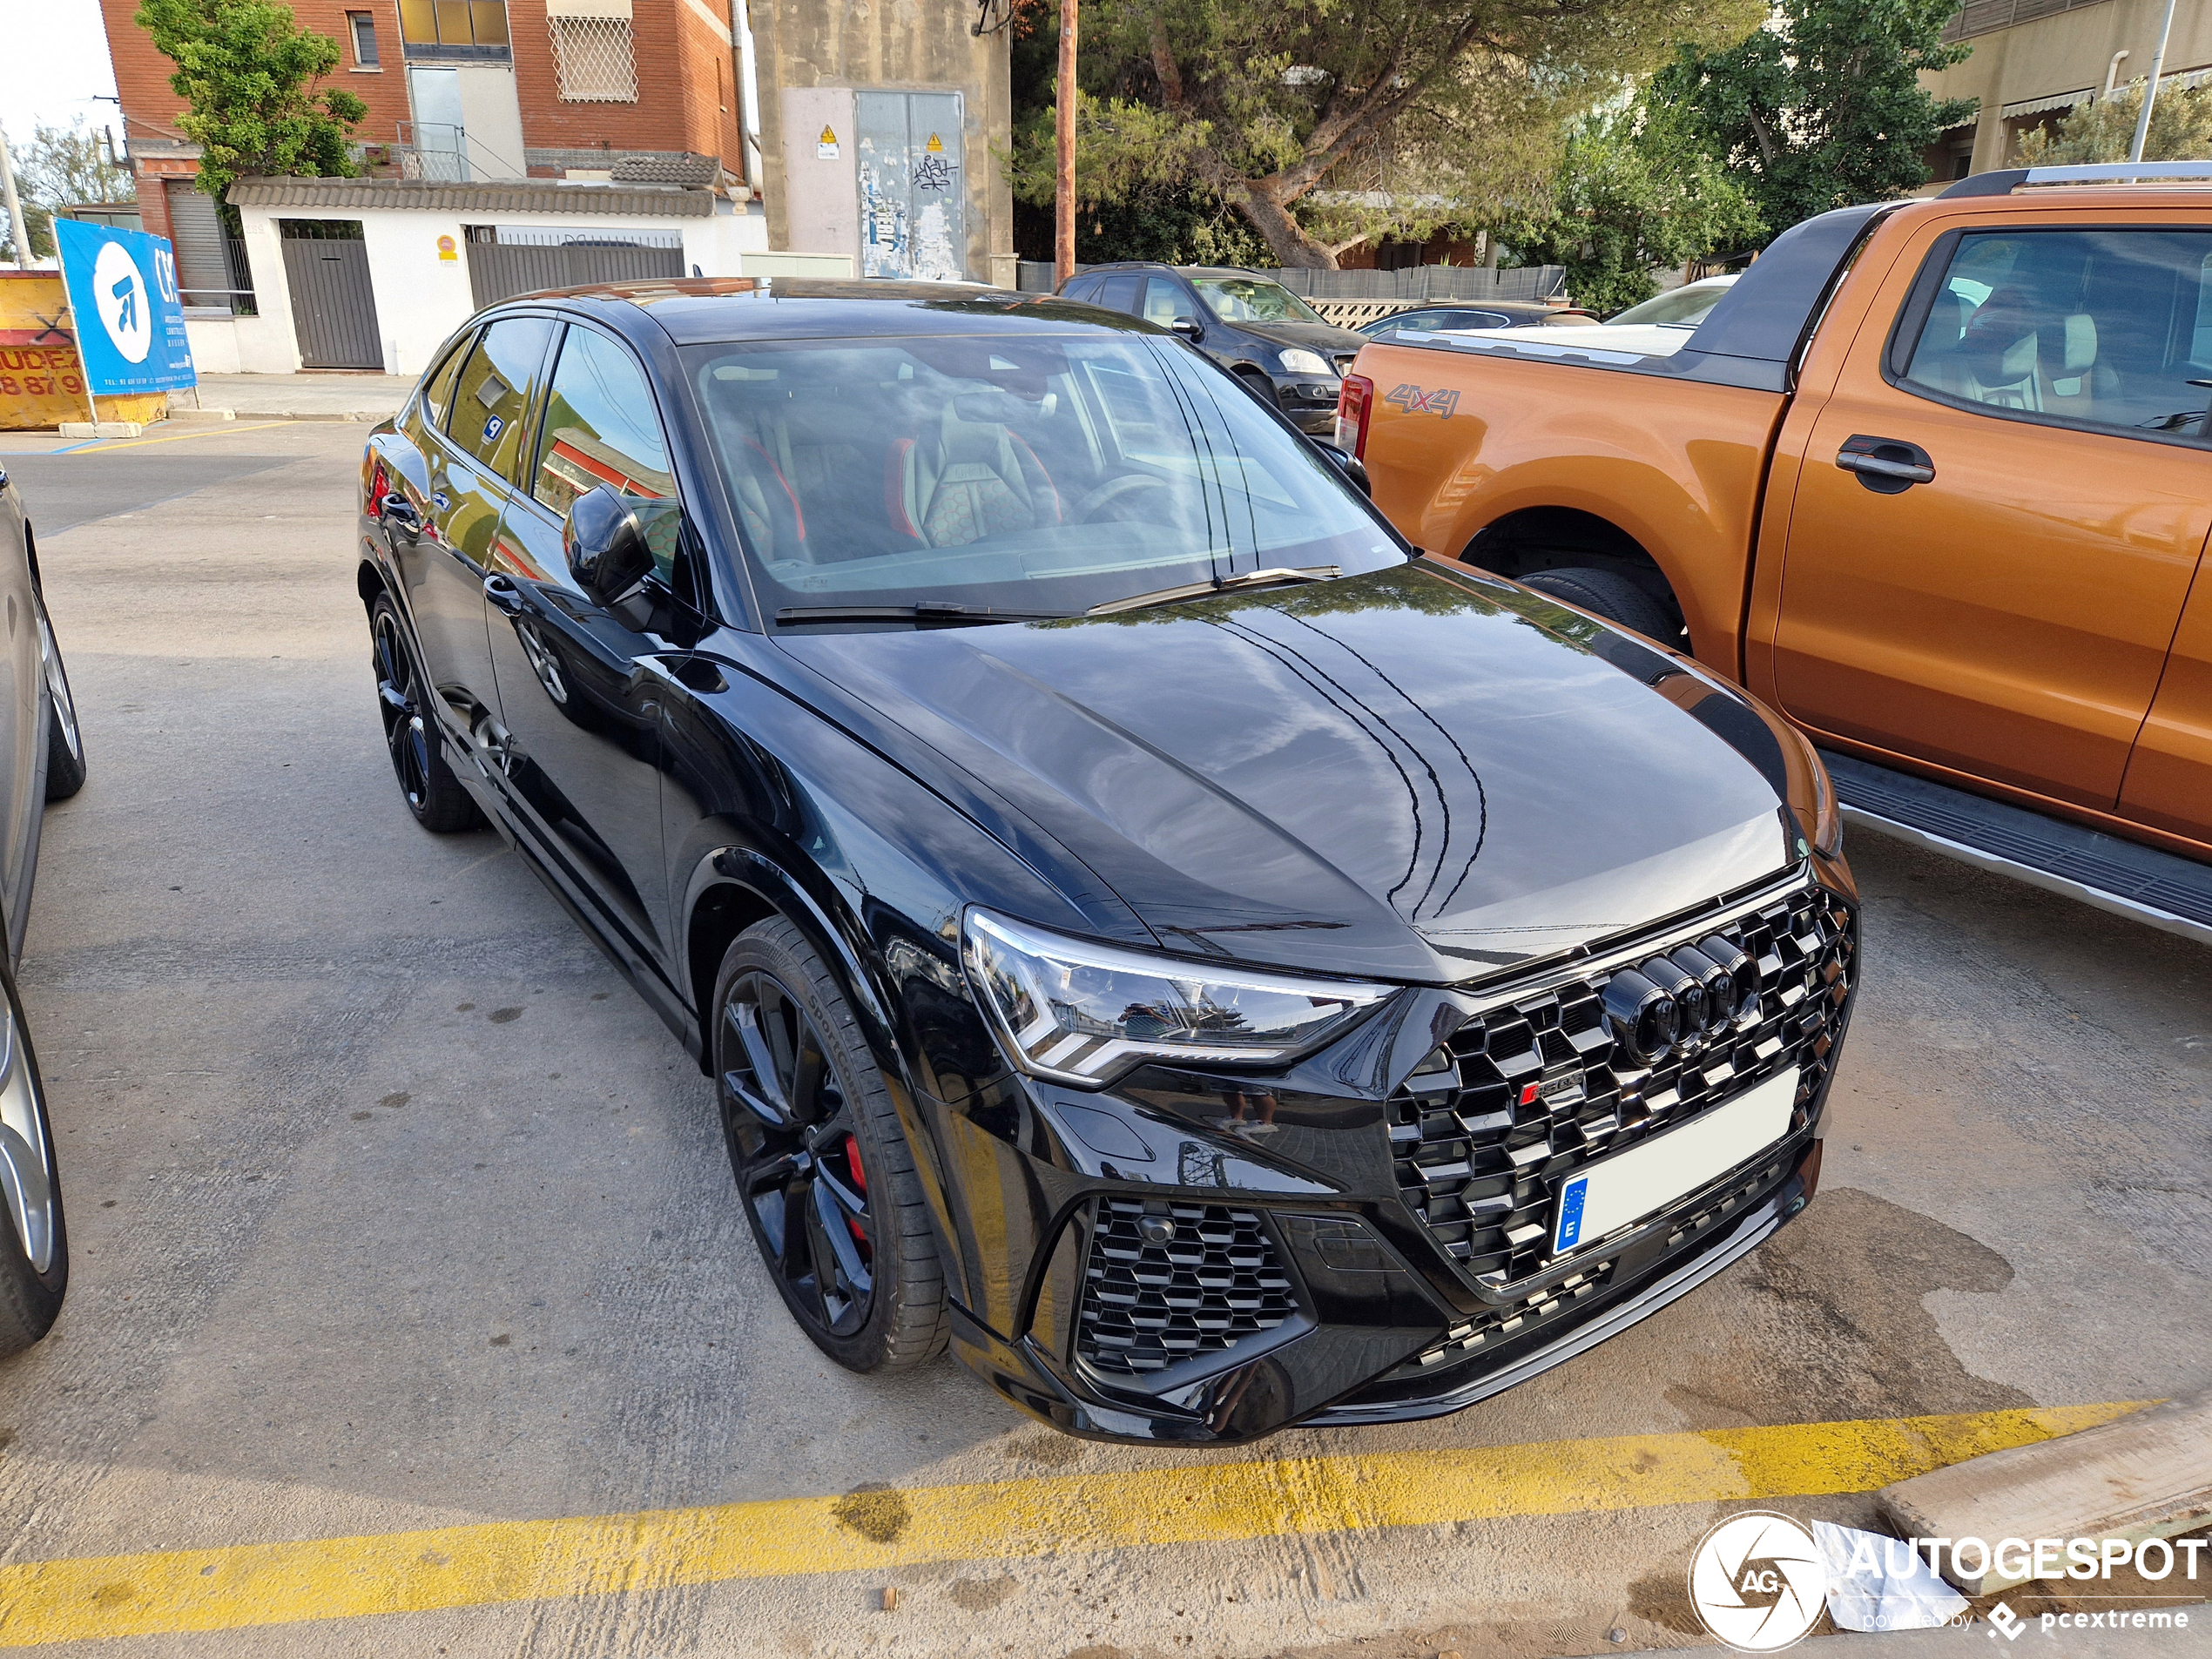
[479,278,1162,346]
[1071,263,1277,280]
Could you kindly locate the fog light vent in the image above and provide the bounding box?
[1076,1199,1294,1376]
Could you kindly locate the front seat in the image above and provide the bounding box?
[891,408,1063,546]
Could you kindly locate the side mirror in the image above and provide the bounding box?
[1311,440,1371,497]
[1170,317,1204,341]
[563,484,655,606]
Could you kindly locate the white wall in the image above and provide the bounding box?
[181,314,244,374]
[235,198,844,375]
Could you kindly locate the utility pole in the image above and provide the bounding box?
[2130,0,2178,163]
[1055,0,1078,288]
[0,122,28,271]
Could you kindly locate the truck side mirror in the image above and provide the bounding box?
[563,485,655,606]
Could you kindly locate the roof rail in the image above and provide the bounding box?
[1942,159,2212,197]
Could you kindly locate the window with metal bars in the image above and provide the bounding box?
[550,15,637,102]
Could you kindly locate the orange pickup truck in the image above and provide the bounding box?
[1339,163,2212,940]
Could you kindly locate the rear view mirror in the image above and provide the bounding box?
[1170,318,1204,341]
[563,485,655,606]
[1311,440,1371,497]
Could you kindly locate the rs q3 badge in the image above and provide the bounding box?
[1384,383,1460,419]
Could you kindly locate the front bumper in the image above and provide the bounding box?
[931,862,1858,1445]
[1271,374,1343,434]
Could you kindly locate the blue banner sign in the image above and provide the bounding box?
[54,218,197,395]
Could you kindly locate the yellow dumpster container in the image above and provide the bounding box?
[0,271,168,431]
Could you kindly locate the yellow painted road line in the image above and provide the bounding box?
[62,421,298,453]
[0,1402,2142,1646]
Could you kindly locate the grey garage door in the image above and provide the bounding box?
[280,220,383,369]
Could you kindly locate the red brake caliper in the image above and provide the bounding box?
[843,1134,869,1246]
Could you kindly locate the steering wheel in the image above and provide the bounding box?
[1074,473,1171,523]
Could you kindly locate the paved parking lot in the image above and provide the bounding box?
[0,420,2204,1657]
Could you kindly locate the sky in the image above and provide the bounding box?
[0,0,125,162]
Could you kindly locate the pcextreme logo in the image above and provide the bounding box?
[1689,1511,1827,1652]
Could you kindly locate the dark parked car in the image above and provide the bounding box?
[359,279,1856,1443]
[0,463,87,1360]
[1353,301,1600,336]
[1055,264,1366,435]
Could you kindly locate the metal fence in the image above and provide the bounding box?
[462,226,686,309]
[1014,260,1568,302]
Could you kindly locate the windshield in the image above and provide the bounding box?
[1608,280,1735,327]
[1190,278,1330,327]
[687,331,1399,622]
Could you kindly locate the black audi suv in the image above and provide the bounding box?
[357,279,1856,1443]
[0,462,87,1361]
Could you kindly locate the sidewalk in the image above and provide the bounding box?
[176,372,417,422]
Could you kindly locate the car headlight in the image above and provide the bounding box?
[1278,347,1334,375]
[961,908,1392,1088]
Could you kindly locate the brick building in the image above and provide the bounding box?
[99,0,1013,329]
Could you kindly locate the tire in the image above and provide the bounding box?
[1518,566,1677,644]
[0,961,67,1359]
[35,589,84,803]
[368,593,482,833]
[1233,367,1281,412]
[712,917,948,1372]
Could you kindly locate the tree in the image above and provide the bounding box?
[1657,0,1975,241]
[1502,102,1762,313]
[137,0,368,200]
[2017,78,2212,165]
[1006,0,1766,268]
[2,118,138,263]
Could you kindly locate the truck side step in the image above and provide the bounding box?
[1818,750,2212,948]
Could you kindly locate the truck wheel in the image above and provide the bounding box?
[1520,568,1675,644]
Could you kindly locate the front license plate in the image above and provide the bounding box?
[1551,1068,1797,1255]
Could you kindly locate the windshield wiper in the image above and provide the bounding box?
[775,601,1078,627]
[1085,565,1341,618]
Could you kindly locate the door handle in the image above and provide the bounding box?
[483,572,527,616]
[1836,435,1935,492]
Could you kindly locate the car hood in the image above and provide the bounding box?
[775,563,1799,984]
[1231,318,1369,356]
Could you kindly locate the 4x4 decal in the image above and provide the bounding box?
[1385,382,1460,419]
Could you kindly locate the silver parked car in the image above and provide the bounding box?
[0,461,85,1359]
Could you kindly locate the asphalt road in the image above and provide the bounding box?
[0,421,2204,1657]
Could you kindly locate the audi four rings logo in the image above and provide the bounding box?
[1602,935,1760,1063]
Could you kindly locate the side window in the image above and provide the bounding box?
[420,331,472,430]
[1096,273,1142,314]
[1898,228,2212,439]
[533,326,680,583]
[447,314,555,479]
[1061,276,1100,303]
[1141,277,1196,327]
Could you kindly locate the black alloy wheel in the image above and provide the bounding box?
[35,588,84,803]
[713,918,948,1372]
[368,594,481,833]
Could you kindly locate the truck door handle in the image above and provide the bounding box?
[483,573,527,616]
[1836,435,1935,492]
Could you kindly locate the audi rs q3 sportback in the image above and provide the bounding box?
[357,280,1858,1444]
[0,461,87,1360]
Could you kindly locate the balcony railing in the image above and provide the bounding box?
[1943,0,2113,44]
